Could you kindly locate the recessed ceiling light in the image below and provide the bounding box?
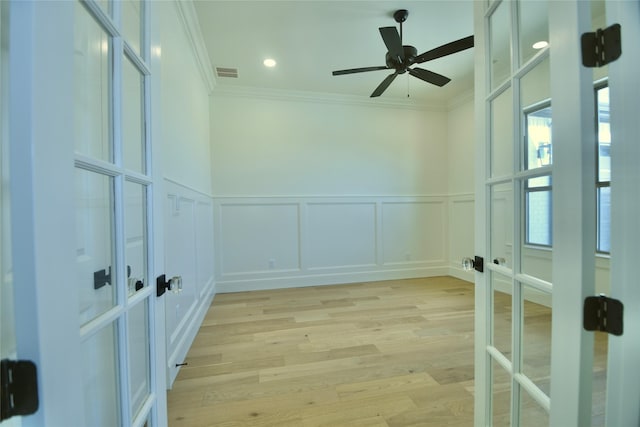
[263,58,277,67]
[532,41,549,50]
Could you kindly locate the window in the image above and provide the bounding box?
[596,84,611,253]
[522,86,611,252]
[524,104,553,246]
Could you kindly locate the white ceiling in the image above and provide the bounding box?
[193,1,475,104]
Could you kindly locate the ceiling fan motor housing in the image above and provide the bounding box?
[385,45,418,71]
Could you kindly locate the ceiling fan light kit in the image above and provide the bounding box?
[332,9,474,98]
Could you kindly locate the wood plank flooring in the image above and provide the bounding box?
[166,276,606,426]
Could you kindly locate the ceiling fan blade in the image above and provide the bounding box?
[408,67,451,87]
[414,35,474,64]
[332,66,389,76]
[370,72,398,97]
[379,26,404,62]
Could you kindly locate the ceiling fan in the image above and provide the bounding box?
[332,9,474,98]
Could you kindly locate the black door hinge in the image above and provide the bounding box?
[581,23,621,68]
[1,359,39,421]
[584,294,623,336]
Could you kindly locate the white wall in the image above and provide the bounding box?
[446,96,476,281]
[211,94,447,196]
[159,1,215,386]
[160,2,212,195]
[210,93,451,291]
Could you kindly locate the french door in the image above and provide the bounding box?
[474,0,640,426]
[3,1,166,426]
[474,1,554,425]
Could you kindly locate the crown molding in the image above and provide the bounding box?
[173,0,216,94]
[210,85,451,112]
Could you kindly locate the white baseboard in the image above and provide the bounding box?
[216,266,449,293]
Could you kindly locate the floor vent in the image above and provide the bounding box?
[215,67,238,78]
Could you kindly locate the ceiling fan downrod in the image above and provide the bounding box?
[393,9,408,44]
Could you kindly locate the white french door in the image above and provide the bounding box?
[474,0,554,425]
[474,0,640,426]
[4,0,166,426]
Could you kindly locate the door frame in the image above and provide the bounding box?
[605,0,640,425]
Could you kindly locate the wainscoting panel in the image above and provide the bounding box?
[164,180,215,386]
[214,196,450,292]
[382,201,446,265]
[218,203,300,275]
[165,194,197,345]
[306,202,377,269]
[196,200,215,298]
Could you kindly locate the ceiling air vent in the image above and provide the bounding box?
[215,67,238,78]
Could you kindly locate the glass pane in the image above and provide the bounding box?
[82,324,120,426]
[490,1,511,89]
[492,358,511,427]
[521,58,551,171]
[519,0,549,65]
[125,181,147,296]
[597,86,610,182]
[522,285,552,396]
[524,107,552,170]
[597,186,611,253]
[491,88,514,177]
[123,0,143,56]
[492,271,512,359]
[519,388,549,426]
[76,169,116,325]
[491,182,513,269]
[74,2,111,162]
[521,246,552,283]
[128,300,150,419]
[123,56,145,173]
[525,177,552,247]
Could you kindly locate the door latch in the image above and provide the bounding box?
[157,274,183,297]
[461,256,484,273]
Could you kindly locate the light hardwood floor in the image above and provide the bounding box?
[166,276,606,426]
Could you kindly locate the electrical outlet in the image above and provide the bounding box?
[268,259,276,269]
[405,252,411,261]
